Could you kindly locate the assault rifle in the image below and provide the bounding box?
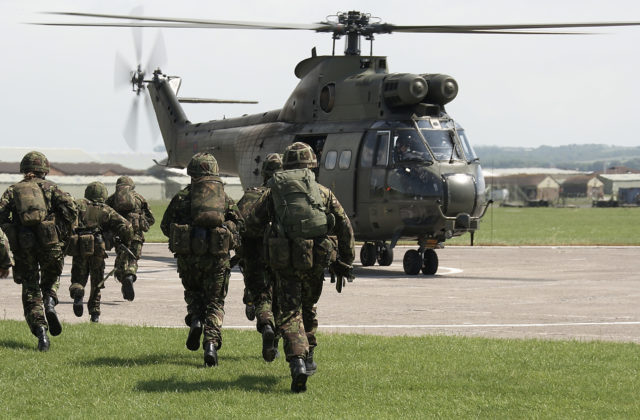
[114,236,138,261]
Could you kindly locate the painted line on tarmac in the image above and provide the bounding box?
[214,321,640,329]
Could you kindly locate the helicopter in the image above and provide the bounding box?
[36,11,640,275]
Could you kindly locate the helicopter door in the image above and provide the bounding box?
[356,130,390,234]
[316,132,361,218]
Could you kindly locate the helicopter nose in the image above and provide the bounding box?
[442,173,477,216]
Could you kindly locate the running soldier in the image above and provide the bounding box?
[236,153,282,362]
[106,176,155,301]
[161,152,243,367]
[0,151,77,351]
[247,142,355,392]
[68,182,133,322]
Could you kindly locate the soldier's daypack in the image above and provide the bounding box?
[191,176,225,228]
[13,180,48,226]
[83,202,105,230]
[237,187,265,219]
[268,168,328,239]
[112,184,136,213]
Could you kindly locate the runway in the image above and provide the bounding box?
[2,244,639,343]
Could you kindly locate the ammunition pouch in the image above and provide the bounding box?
[268,237,290,270]
[78,234,95,257]
[291,238,314,270]
[313,236,337,268]
[18,227,37,250]
[66,234,80,256]
[169,223,191,255]
[36,219,59,247]
[209,226,231,257]
[191,226,209,256]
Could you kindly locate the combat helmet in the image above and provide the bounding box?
[85,181,108,203]
[116,176,135,188]
[282,142,317,170]
[261,153,283,182]
[187,152,219,177]
[20,151,50,175]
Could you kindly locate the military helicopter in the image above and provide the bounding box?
[36,11,640,275]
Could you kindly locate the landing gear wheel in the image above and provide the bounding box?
[360,242,377,266]
[377,243,393,266]
[403,249,422,275]
[422,249,439,275]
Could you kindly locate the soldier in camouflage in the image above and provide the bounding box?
[247,142,355,393]
[106,175,155,301]
[236,153,282,362]
[69,182,133,323]
[0,151,78,351]
[161,152,243,367]
[0,229,14,278]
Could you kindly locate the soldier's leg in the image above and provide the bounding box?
[38,246,64,304]
[70,256,90,317]
[177,255,206,352]
[13,253,47,335]
[273,268,308,362]
[88,255,106,319]
[202,264,229,349]
[301,268,324,350]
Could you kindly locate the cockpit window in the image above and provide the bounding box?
[457,129,478,162]
[392,129,432,164]
[420,129,461,161]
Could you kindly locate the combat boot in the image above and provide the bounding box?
[186,318,203,351]
[44,296,62,336]
[305,347,317,376]
[289,357,307,393]
[261,324,277,362]
[203,341,218,367]
[121,274,135,301]
[35,326,49,352]
[90,313,100,323]
[245,303,256,321]
[73,291,84,317]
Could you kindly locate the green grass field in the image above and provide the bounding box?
[147,202,640,246]
[2,321,640,418]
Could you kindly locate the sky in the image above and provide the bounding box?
[1,0,640,156]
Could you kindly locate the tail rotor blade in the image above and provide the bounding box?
[114,51,133,90]
[123,98,140,150]
[146,30,167,71]
[144,91,161,144]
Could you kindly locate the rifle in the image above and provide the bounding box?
[103,267,115,281]
[115,236,138,261]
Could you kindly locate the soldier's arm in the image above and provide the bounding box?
[0,229,13,277]
[0,188,14,225]
[106,208,133,244]
[244,190,271,238]
[51,186,78,238]
[325,188,355,265]
[224,195,244,233]
[160,192,187,237]
[139,195,155,226]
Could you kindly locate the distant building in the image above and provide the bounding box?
[485,174,560,202]
[598,174,640,201]
[560,174,604,199]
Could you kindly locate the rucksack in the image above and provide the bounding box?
[237,186,265,219]
[191,176,226,228]
[13,180,48,226]
[112,185,136,213]
[268,168,328,239]
[82,200,104,230]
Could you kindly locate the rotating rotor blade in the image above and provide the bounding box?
[144,91,161,144]
[130,6,143,63]
[375,21,640,35]
[114,51,133,90]
[177,97,258,104]
[123,98,140,151]
[146,31,167,72]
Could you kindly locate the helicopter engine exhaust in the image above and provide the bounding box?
[382,74,428,107]
[422,74,458,105]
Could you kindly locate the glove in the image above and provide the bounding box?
[329,260,354,293]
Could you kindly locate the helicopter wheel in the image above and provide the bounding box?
[360,242,377,266]
[376,242,393,266]
[402,250,422,275]
[422,249,439,275]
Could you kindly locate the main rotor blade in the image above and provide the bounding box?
[123,98,139,151]
[40,11,327,30]
[146,31,167,72]
[130,7,143,63]
[177,97,258,104]
[380,21,640,34]
[114,51,132,90]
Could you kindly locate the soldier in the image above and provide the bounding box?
[160,152,243,367]
[0,151,77,351]
[0,229,14,279]
[106,176,155,301]
[247,142,355,393]
[236,153,282,362]
[69,182,133,323]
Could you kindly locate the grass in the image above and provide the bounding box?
[146,201,640,246]
[1,320,639,418]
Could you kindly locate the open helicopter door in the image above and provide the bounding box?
[315,132,361,218]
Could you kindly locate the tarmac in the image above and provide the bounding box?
[2,244,639,343]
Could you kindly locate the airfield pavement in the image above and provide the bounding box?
[1,244,639,343]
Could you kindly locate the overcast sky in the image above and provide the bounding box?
[1,0,639,155]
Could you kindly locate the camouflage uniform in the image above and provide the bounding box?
[247,142,355,392]
[0,229,14,278]
[0,151,77,350]
[237,153,282,340]
[161,152,243,366]
[69,182,133,321]
[106,176,155,300]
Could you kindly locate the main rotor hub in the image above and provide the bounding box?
[131,65,145,95]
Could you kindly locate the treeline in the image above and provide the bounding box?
[475,144,640,171]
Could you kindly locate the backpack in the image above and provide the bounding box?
[112,185,136,213]
[237,186,265,219]
[13,180,48,226]
[268,168,328,239]
[82,201,105,230]
[190,176,226,228]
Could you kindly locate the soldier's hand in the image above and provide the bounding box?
[0,267,9,279]
[330,260,354,281]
